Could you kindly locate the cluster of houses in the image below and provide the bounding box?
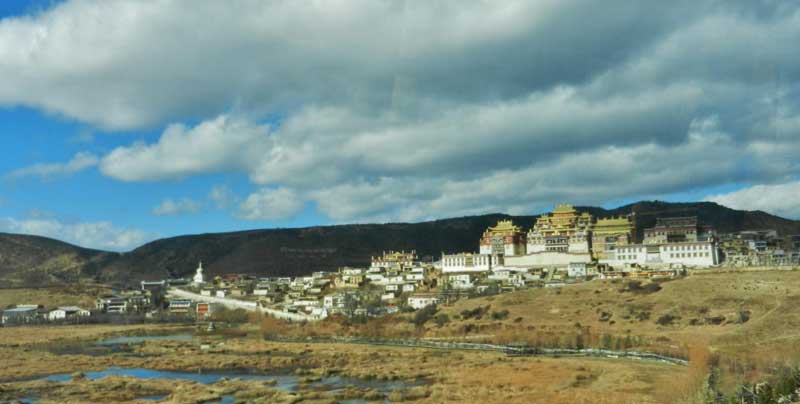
[174,205,799,316]
[7,204,798,325]
[720,230,800,267]
[1,304,91,325]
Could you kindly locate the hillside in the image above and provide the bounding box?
[0,233,119,288]
[1,201,799,287]
[421,270,800,394]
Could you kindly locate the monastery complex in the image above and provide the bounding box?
[443,204,719,274]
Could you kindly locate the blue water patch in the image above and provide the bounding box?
[96,335,194,345]
[42,368,277,385]
[30,366,424,404]
[139,394,167,401]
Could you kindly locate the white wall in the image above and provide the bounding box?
[505,252,592,267]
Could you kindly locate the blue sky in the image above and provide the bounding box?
[0,1,798,251]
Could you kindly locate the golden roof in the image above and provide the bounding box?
[488,220,521,232]
[593,216,633,235]
[552,204,576,214]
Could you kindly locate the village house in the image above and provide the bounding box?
[334,267,366,288]
[168,299,193,314]
[196,302,222,319]
[1,305,42,324]
[446,272,481,290]
[407,294,440,310]
[47,306,91,321]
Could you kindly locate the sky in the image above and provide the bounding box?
[0,0,799,252]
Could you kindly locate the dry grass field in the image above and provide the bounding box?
[426,269,800,394]
[0,284,110,309]
[0,323,686,403]
[277,269,800,399]
[3,270,799,402]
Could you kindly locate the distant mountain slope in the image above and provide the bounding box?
[1,201,798,287]
[0,233,118,288]
[97,213,535,285]
[598,201,800,240]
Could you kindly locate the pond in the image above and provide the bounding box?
[35,334,195,356]
[96,334,195,345]
[40,367,418,392]
[27,366,424,403]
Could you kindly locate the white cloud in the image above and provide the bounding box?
[2,1,800,224]
[152,198,202,216]
[100,115,271,181]
[237,187,304,221]
[0,1,762,130]
[705,181,800,220]
[0,217,154,251]
[7,152,98,180]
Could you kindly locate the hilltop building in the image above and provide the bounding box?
[506,204,594,268]
[441,252,502,273]
[526,204,593,254]
[643,217,714,244]
[371,250,417,270]
[479,220,526,256]
[612,241,719,268]
[592,216,635,260]
[610,217,719,268]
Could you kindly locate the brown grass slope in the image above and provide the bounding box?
[427,270,800,394]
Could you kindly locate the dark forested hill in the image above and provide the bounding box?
[1,201,799,287]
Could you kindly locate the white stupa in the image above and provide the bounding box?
[193,261,205,285]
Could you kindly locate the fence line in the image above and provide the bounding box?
[265,335,688,366]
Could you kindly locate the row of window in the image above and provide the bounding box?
[620,252,712,260]
[664,244,709,251]
[669,252,710,259]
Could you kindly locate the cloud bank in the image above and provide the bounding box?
[1,1,799,222]
[0,217,154,251]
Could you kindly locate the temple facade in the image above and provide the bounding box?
[643,217,714,244]
[591,216,635,260]
[441,252,502,273]
[526,204,593,254]
[370,250,418,270]
[479,220,526,256]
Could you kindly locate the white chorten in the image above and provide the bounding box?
[193,261,205,285]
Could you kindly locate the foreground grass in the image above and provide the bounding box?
[0,323,686,403]
[0,284,109,310]
[269,269,800,400]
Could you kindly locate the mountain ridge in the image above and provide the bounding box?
[1,201,798,287]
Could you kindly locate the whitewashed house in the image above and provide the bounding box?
[407,294,440,310]
[48,306,91,321]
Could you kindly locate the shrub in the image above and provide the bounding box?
[433,314,450,328]
[624,280,662,294]
[736,310,751,324]
[460,305,491,321]
[491,309,509,320]
[260,315,290,339]
[656,314,679,326]
[211,307,250,324]
[412,304,438,327]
